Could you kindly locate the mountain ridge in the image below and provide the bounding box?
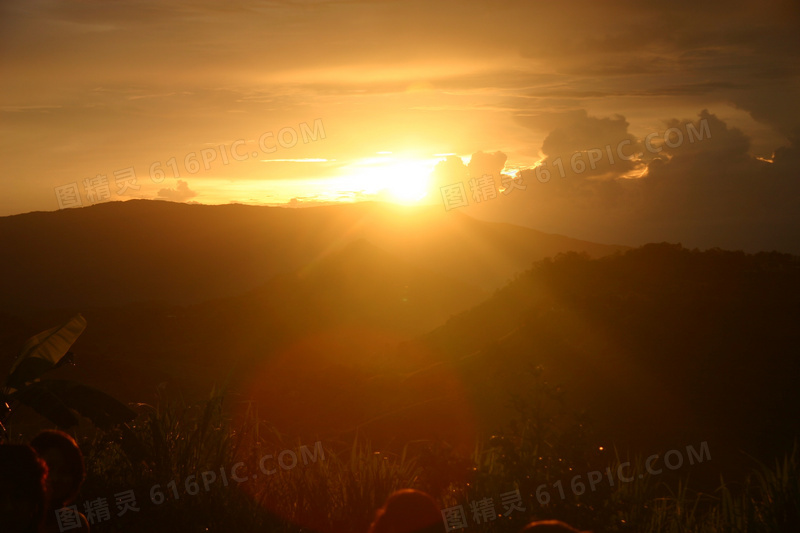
[0,199,628,311]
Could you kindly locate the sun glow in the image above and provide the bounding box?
[191,154,442,207]
[334,154,438,204]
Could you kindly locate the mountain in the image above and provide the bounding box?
[0,199,627,311]
[2,216,798,485]
[0,200,626,447]
[370,244,800,471]
[0,235,484,402]
[9,201,796,478]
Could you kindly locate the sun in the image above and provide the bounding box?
[333,154,438,205]
[378,158,433,203]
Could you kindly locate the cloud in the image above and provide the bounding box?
[468,151,507,180]
[538,110,643,180]
[157,180,197,202]
[428,155,468,198]
[462,110,800,253]
[633,112,800,250]
[426,151,511,209]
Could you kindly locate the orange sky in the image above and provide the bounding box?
[1,0,799,251]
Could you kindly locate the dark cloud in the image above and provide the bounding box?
[634,112,800,250]
[464,110,800,253]
[538,110,643,179]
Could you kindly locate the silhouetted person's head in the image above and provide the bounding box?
[0,444,49,533]
[368,489,446,533]
[520,520,589,533]
[30,430,85,508]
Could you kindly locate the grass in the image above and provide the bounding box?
[74,390,798,533]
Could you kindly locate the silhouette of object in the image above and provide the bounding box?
[520,519,590,533]
[0,444,49,533]
[368,489,446,533]
[30,430,90,532]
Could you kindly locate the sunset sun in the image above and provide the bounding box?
[377,158,433,203]
[335,154,438,204]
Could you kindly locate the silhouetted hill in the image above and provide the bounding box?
[0,235,485,403]
[378,244,800,470]
[0,199,626,311]
[4,202,797,478]
[20,242,790,479]
[227,237,487,335]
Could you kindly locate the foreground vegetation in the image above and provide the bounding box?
[5,245,798,532]
[72,388,798,533]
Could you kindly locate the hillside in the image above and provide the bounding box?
[0,199,627,310]
[3,203,797,477]
[378,244,800,469]
[0,237,484,401]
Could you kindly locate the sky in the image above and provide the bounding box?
[1,0,799,252]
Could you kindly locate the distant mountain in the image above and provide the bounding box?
[0,199,626,311]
